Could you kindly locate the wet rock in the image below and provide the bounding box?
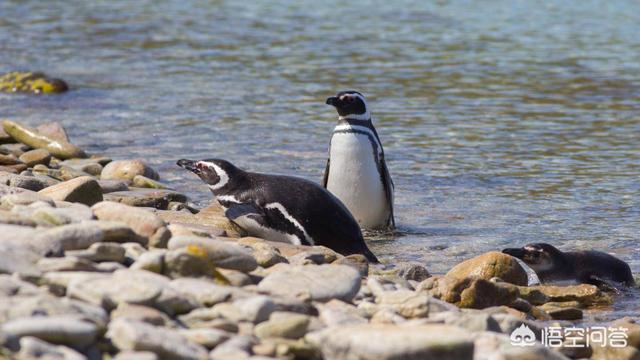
[2,120,85,159]
[334,254,369,277]
[538,303,583,320]
[133,175,169,189]
[33,222,104,253]
[254,312,311,339]
[104,188,187,209]
[19,149,51,167]
[472,331,568,360]
[107,319,208,360]
[258,264,361,302]
[0,71,68,94]
[417,275,519,309]
[178,328,231,349]
[1,315,97,346]
[111,303,172,327]
[92,201,168,246]
[307,324,474,360]
[446,251,528,286]
[66,242,126,263]
[97,179,129,193]
[167,236,257,272]
[16,336,86,360]
[38,176,103,206]
[101,160,159,181]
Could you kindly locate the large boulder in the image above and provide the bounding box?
[446,251,528,286]
[2,120,85,159]
[0,71,68,94]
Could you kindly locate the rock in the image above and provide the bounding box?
[19,149,51,167]
[97,179,129,193]
[169,278,246,307]
[249,242,288,268]
[1,315,97,346]
[1,143,30,156]
[396,262,431,282]
[0,243,41,277]
[212,295,276,323]
[0,275,42,296]
[317,300,368,326]
[446,251,528,286]
[610,318,640,349]
[538,303,583,320]
[417,276,518,309]
[114,351,159,360]
[36,122,70,143]
[1,187,53,208]
[376,289,459,318]
[58,159,103,176]
[307,324,474,360]
[0,153,21,165]
[30,204,94,226]
[217,268,253,286]
[178,328,231,349]
[0,71,68,94]
[154,205,243,238]
[37,257,99,272]
[0,173,49,191]
[163,245,226,280]
[254,312,310,339]
[258,264,361,302]
[33,222,104,253]
[38,176,103,206]
[472,331,569,360]
[65,242,126,263]
[107,319,208,360]
[209,335,255,360]
[17,336,86,360]
[167,236,257,272]
[101,160,159,181]
[0,209,36,226]
[91,201,168,246]
[94,221,146,244]
[519,284,612,306]
[2,120,85,159]
[334,254,369,277]
[131,250,166,273]
[111,303,171,327]
[104,188,187,209]
[67,273,162,310]
[133,175,169,189]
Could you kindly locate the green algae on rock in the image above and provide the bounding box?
[2,120,86,160]
[0,72,68,94]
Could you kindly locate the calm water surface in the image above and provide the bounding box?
[1,0,639,320]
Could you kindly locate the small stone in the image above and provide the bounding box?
[111,303,171,326]
[94,221,146,244]
[36,122,70,143]
[167,236,257,272]
[66,242,126,263]
[519,284,612,307]
[59,159,103,176]
[317,300,368,326]
[17,336,86,360]
[216,295,277,324]
[92,201,168,245]
[217,268,253,286]
[396,262,431,282]
[33,222,104,253]
[258,264,361,302]
[107,319,208,360]
[0,153,22,165]
[334,254,369,277]
[114,351,159,360]
[1,315,97,346]
[38,176,103,206]
[250,243,288,268]
[67,273,162,310]
[1,188,53,208]
[19,149,51,167]
[209,335,254,360]
[539,304,583,320]
[169,278,246,307]
[97,179,129,193]
[104,188,187,209]
[178,328,231,349]
[254,312,310,339]
[133,175,169,189]
[30,204,94,226]
[101,159,159,181]
[376,289,459,318]
[447,251,528,286]
[164,245,224,279]
[131,250,166,273]
[37,257,99,272]
[1,173,50,191]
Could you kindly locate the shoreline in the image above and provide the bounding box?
[0,119,638,359]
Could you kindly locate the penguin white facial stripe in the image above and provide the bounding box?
[199,161,229,190]
[217,195,240,203]
[265,202,314,245]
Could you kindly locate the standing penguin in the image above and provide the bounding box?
[323,91,395,230]
[177,158,379,262]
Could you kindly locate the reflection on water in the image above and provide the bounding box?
[1,0,638,321]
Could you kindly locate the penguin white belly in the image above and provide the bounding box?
[327,132,389,229]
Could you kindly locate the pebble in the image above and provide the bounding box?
[37,257,99,272]
[101,160,159,181]
[66,242,125,263]
[38,176,103,206]
[17,336,87,360]
[167,236,257,272]
[33,222,104,253]
[114,351,159,360]
[30,203,94,226]
[104,188,187,210]
[92,201,169,246]
[446,251,528,286]
[107,319,208,360]
[19,148,51,167]
[178,328,231,349]
[258,264,361,302]
[254,311,310,339]
[131,249,166,273]
[396,262,431,282]
[132,175,169,189]
[1,315,98,346]
[111,303,172,327]
[212,295,276,324]
[97,179,129,193]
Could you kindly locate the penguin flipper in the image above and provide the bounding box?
[581,274,621,294]
[379,155,395,229]
[321,158,330,188]
[225,203,266,223]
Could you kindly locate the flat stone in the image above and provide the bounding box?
[92,201,168,246]
[111,303,172,326]
[254,312,310,339]
[2,120,85,159]
[17,336,86,360]
[0,275,42,296]
[447,251,528,286]
[133,175,169,189]
[178,328,231,349]
[307,324,474,360]
[0,153,21,165]
[30,204,94,226]
[1,315,97,346]
[211,295,276,324]
[153,204,243,238]
[248,242,288,268]
[0,172,49,191]
[32,222,104,253]
[59,159,103,176]
[376,289,459,318]
[334,254,369,277]
[93,221,146,244]
[66,242,125,263]
[167,236,257,272]
[101,160,159,181]
[519,284,612,306]
[209,335,255,360]
[417,276,519,309]
[104,188,187,210]
[37,256,99,272]
[539,304,583,320]
[19,149,51,167]
[317,299,368,326]
[36,122,70,143]
[163,246,221,279]
[0,243,41,277]
[107,319,208,360]
[38,176,103,206]
[131,250,166,273]
[1,187,53,208]
[97,179,129,193]
[258,264,361,302]
[114,351,159,360]
[67,272,162,310]
[0,209,37,226]
[169,278,247,307]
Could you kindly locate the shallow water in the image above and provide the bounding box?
[1,1,639,321]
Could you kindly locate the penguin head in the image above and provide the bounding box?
[326,90,370,121]
[502,243,563,272]
[177,158,239,191]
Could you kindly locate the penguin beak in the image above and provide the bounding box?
[326,96,339,106]
[502,247,525,259]
[177,159,200,174]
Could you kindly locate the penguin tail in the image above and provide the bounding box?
[363,247,380,264]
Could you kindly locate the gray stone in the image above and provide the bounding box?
[131,249,166,273]
[93,221,146,244]
[333,254,369,277]
[178,328,231,349]
[37,257,99,272]
[1,315,97,346]
[0,172,49,191]
[107,319,208,360]
[30,204,93,226]
[97,179,129,193]
[111,303,172,327]
[38,176,103,206]
[0,242,42,277]
[254,312,310,339]
[1,189,54,208]
[396,262,431,282]
[211,295,276,324]
[317,299,368,326]
[104,189,187,210]
[65,242,125,263]
[0,209,37,226]
[375,289,459,319]
[92,201,168,246]
[169,278,243,307]
[209,335,255,360]
[307,324,474,360]
[114,351,159,360]
[167,236,257,272]
[258,264,361,302]
[67,272,162,310]
[33,222,104,254]
[58,159,103,176]
[0,274,42,296]
[17,336,86,360]
[19,149,52,167]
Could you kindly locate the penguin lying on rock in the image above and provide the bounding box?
[323,90,394,230]
[503,243,635,287]
[177,158,379,263]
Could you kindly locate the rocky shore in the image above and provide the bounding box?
[0,120,638,360]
